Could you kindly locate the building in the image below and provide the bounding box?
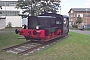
[0,4,6,29]
[68,8,90,27]
[0,0,23,29]
[0,17,6,29]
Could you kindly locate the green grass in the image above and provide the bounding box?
[0,31,90,60]
[0,33,26,49]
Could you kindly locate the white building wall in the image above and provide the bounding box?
[0,19,6,29]
[6,16,22,27]
[1,5,23,27]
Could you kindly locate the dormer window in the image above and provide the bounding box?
[71,10,73,13]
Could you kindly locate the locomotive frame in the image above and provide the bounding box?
[15,13,69,42]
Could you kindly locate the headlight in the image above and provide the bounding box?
[22,25,24,28]
[36,26,39,29]
[22,24,26,29]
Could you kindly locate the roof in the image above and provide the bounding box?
[37,16,56,18]
[39,13,69,18]
[68,8,90,13]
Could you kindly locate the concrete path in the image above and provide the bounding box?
[70,30,90,36]
[0,31,14,34]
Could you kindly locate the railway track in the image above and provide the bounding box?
[1,35,69,55]
[1,41,45,55]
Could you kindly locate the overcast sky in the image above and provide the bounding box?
[61,0,90,15]
[1,0,90,15]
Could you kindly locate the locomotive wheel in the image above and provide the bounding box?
[57,32,60,35]
[33,31,38,35]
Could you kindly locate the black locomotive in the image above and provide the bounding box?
[15,13,69,42]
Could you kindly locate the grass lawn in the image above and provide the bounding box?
[0,30,90,60]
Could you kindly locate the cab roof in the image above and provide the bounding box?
[39,13,68,18]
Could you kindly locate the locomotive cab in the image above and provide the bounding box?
[28,16,57,30]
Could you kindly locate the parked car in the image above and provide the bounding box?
[78,26,84,30]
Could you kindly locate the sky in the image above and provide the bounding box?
[61,0,90,15]
[1,0,90,15]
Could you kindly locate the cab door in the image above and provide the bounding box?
[63,17,69,34]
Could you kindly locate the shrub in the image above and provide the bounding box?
[7,22,12,28]
[72,24,78,28]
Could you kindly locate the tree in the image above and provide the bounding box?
[39,0,61,13]
[16,0,61,17]
[16,0,35,15]
[76,15,82,25]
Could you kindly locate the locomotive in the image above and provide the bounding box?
[15,13,69,42]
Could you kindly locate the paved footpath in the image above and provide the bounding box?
[70,30,90,36]
[0,31,14,34]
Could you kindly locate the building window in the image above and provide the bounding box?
[0,1,17,6]
[0,11,19,16]
[86,13,90,17]
[71,10,73,13]
[70,14,75,18]
[73,14,75,17]
[71,19,73,21]
[77,13,83,17]
[70,15,73,17]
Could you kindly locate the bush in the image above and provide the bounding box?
[72,24,78,28]
[6,22,12,28]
